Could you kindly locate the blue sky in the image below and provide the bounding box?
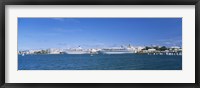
[18,18,182,50]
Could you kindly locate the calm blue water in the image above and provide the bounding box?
[18,54,182,70]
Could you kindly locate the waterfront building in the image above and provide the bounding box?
[147,49,156,52]
[135,46,145,52]
[47,48,61,54]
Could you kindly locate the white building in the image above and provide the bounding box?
[48,48,61,54]
[170,46,181,51]
[148,49,156,52]
[136,46,145,52]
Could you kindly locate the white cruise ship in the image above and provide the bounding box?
[64,46,89,54]
[98,45,136,54]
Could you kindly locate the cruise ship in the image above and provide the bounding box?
[64,46,89,54]
[98,45,136,54]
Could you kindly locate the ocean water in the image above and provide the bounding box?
[18,54,182,70]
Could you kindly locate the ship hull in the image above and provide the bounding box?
[99,51,134,54]
[65,51,89,54]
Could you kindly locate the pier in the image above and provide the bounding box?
[146,52,182,56]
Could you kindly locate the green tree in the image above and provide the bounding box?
[159,46,167,51]
[153,46,159,50]
[142,46,151,50]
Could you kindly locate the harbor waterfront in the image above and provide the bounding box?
[18,45,182,56]
[18,45,182,70]
[18,54,182,70]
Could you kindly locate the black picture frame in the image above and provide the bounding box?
[0,0,200,88]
